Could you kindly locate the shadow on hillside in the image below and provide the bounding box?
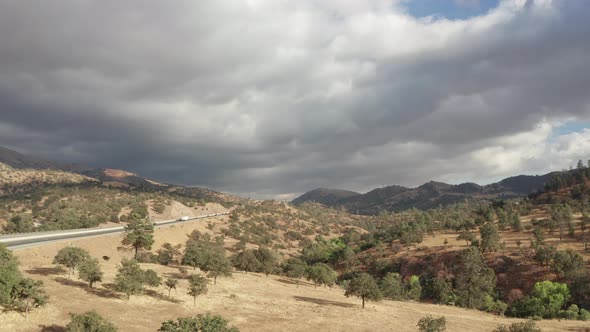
[54,277,121,299]
[293,296,355,308]
[234,271,261,277]
[25,267,66,276]
[163,272,187,280]
[276,278,312,287]
[566,328,590,332]
[144,289,182,304]
[38,325,65,332]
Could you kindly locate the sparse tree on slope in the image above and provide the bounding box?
[232,249,260,274]
[187,274,208,306]
[254,247,279,276]
[53,246,91,278]
[115,259,161,298]
[306,263,337,288]
[165,278,178,298]
[283,257,307,287]
[114,259,145,299]
[121,217,154,259]
[345,272,382,309]
[0,243,22,306]
[78,257,103,288]
[10,278,48,316]
[202,251,232,285]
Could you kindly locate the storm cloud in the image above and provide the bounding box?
[1,0,590,198]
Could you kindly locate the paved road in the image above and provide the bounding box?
[0,212,229,250]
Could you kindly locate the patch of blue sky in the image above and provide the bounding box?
[555,120,590,136]
[404,0,501,20]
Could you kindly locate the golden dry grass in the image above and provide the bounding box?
[2,212,589,332]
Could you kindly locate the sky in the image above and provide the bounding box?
[1,0,590,199]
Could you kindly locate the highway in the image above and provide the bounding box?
[0,212,229,250]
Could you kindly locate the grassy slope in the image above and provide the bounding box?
[4,213,589,332]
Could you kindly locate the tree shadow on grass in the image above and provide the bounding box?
[276,278,313,287]
[163,272,187,280]
[25,266,66,277]
[54,277,122,300]
[293,296,355,308]
[144,289,182,304]
[38,325,65,332]
[234,271,261,277]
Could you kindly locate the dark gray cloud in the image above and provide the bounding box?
[1,0,590,199]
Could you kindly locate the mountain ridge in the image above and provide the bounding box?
[292,173,556,214]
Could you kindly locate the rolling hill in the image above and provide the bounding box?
[293,174,556,214]
[291,188,361,206]
[0,146,230,203]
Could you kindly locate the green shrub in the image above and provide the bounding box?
[492,320,541,332]
[158,314,238,332]
[417,315,446,332]
[66,310,117,332]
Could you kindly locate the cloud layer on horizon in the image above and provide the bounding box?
[1,0,589,199]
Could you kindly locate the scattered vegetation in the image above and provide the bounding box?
[158,314,238,332]
[0,244,48,316]
[417,315,446,332]
[65,310,118,332]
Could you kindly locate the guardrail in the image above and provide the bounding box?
[0,212,229,249]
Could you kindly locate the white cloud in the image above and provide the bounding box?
[0,0,588,197]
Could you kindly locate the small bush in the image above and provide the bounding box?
[492,320,541,332]
[158,314,238,332]
[65,310,117,332]
[417,315,446,332]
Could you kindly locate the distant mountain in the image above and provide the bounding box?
[0,146,233,202]
[291,188,361,206]
[0,146,87,171]
[292,174,556,214]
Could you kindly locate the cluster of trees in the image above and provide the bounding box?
[53,246,104,288]
[232,247,279,276]
[0,187,153,233]
[182,231,233,284]
[65,310,118,332]
[508,281,590,320]
[159,314,239,332]
[113,258,160,298]
[543,159,590,193]
[0,244,48,315]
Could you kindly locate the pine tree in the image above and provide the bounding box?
[455,247,496,309]
[121,217,154,259]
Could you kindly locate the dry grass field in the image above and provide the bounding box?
[2,210,590,332]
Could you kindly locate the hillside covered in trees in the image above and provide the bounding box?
[293,174,556,214]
